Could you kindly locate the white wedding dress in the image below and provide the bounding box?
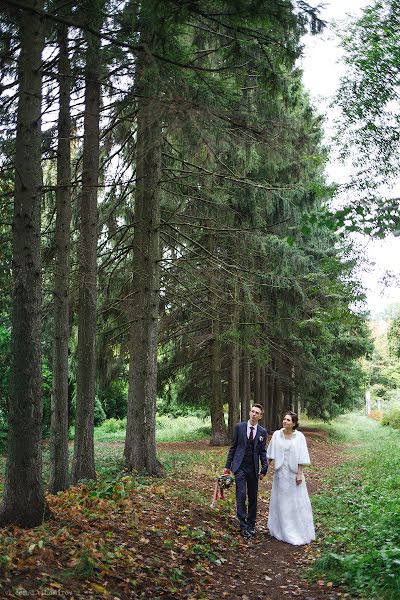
[268,438,315,545]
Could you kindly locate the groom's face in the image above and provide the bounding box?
[249,406,262,425]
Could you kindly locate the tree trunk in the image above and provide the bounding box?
[294,394,300,416]
[268,360,276,431]
[266,364,271,427]
[49,22,71,494]
[289,362,295,411]
[258,365,266,429]
[240,351,246,421]
[72,28,101,483]
[124,38,163,475]
[245,354,251,415]
[209,317,228,446]
[228,266,240,437]
[281,360,291,412]
[260,365,266,413]
[274,367,283,430]
[254,364,261,405]
[228,337,240,438]
[240,350,251,421]
[0,0,51,527]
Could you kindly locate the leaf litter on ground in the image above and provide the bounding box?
[0,430,350,599]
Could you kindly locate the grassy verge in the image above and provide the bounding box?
[0,416,213,490]
[93,415,212,443]
[309,414,400,600]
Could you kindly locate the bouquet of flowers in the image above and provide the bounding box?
[210,470,235,507]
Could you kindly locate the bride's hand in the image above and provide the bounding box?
[296,475,302,485]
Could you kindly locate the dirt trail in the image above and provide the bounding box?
[203,430,351,600]
[0,431,351,599]
[93,431,350,599]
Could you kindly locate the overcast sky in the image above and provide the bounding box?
[300,0,400,317]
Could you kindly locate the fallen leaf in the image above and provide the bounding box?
[49,582,62,589]
[88,582,108,594]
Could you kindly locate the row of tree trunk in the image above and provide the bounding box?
[225,353,296,440]
[0,0,319,529]
[0,0,163,526]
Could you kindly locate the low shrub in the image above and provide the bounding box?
[94,397,107,426]
[381,407,400,429]
[99,417,127,433]
[156,415,211,442]
[98,379,128,420]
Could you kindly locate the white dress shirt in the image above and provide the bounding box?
[247,421,258,439]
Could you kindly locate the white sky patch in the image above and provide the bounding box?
[300,0,400,316]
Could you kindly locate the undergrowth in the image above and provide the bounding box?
[310,414,400,600]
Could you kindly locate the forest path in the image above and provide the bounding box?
[0,430,353,599]
[92,430,352,599]
[202,430,351,600]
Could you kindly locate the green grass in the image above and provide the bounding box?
[0,415,213,484]
[155,415,211,442]
[92,415,217,481]
[94,415,212,444]
[310,414,400,600]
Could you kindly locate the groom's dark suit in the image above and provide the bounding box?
[225,421,268,533]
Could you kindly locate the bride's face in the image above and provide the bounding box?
[282,414,294,430]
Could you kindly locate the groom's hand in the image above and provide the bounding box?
[258,472,264,480]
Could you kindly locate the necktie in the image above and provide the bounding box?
[249,426,254,440]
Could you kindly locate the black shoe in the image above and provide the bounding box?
[248,528,256,537]
[240,528,251,540]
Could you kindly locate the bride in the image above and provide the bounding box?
[267,411,315,545]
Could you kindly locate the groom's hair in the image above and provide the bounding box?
[252,403,264,414]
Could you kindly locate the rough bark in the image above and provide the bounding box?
[293,395,299,415]
[244,354,251,416]
[124,39,163,475]
[255,363,266,429]
[254,364,261,405]
[240,351,247,421]
[0,0,51,527]
[209,316,228,446]
[207,223,228,446]
[72,28,101,483]
[228,337,240,438]
[288,363,295,410]
[268,360,276,430]
[260,365,267,422]
[49,22,71,494]
[228,250,240,437]
[274,363,283,430]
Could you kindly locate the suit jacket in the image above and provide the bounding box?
[225,422,268,477]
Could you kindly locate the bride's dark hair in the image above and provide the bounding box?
[284,411,299,429]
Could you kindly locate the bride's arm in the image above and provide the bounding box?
[296,464,303,485]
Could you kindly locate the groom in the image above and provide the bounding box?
[224,403,268,539]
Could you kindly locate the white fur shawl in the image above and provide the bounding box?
[267,429,311,473]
